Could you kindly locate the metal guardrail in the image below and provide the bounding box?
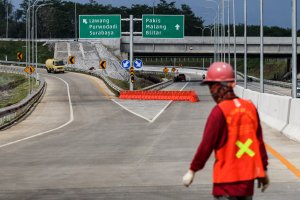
[65,67,174,93]
[248,75,292,88]
[0,60,46,67]
[142,80,174,91]
[237,71,292,88]
[1,60,292,89]
[0,66,45,129]
[0,60,173,93]
[65,67,122,94]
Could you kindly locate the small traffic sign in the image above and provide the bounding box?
[68,56,75,64]
[171,67,176,72]
[133,59,143,69]
[100,60,106,69]
[129,66,134,74]
[297,79,300,98]
[163,67,169,74]
[121,60,130,69]
[24,66,35,75]
[17,52,23,61]
[131,76,135,83]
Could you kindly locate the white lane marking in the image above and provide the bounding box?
[149,100,172,123]
[180,82,189,91]
[0,75,74,149]
[111,99,152,123]
[113,82,189,123]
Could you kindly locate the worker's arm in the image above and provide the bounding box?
[190,105,227,172]
[183,106,227,187]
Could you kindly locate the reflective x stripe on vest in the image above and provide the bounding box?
[214,99,265,183]
[236,139,255,158]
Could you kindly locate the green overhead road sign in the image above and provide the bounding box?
[142,15,184,38]
[79,15,121,39]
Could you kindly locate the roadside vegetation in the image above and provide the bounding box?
[0,73,37,108]
[0,0,299,38]
[142,56,288,81]
[108,72,173,91]
[0,41,53,63]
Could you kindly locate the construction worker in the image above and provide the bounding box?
[182,62,269,200]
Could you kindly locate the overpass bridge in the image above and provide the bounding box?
[2,36,300,56]
[121,36,300,55]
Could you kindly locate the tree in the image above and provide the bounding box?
[0,0,13,37]
[181,4,204,36]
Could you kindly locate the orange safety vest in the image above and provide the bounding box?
[214,98,265,183]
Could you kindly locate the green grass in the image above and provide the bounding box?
[0,41,53,63]
[140,56,288,81]
[0,73,38,108]
[235,58,288,80]
[108,72,172,91]
[0,72,24,86]
[108,77,129,90]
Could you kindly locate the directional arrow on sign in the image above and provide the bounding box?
[17,52,23,61]
[121,60,130,69]
[68,56,75,64]
[175,24,180,30]
[83,19,88,24]
[100,60,106,69]
[24,66,35,75]
[133,59,143,69]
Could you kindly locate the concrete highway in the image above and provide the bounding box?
[143,65,292,97]
[0,70,299,199]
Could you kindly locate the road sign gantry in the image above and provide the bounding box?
[142,15,184,38]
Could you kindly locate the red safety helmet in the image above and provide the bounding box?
[202,62,235,84]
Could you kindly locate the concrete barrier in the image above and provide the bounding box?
[282,99,300,141]
[258,93,291,132]
[243,89,260,107]
[234,85,244,98]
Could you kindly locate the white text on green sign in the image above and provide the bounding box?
[79,15,121,39]
[142,15,184,38]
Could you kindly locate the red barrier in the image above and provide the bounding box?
[119,90,199,102]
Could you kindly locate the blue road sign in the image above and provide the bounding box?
[121,60,130,69]
[133,59,143,69]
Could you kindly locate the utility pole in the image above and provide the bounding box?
[75,2,77,39]
[6,2,9,38]
[233,0,237,83]
[129,15,134,91]
[227,0,230,64]
[260,0,264,93]
[292,0,297,98]
[244,0,247,89]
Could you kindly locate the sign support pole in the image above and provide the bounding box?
[292,0,297,98]
[130,15,134,91]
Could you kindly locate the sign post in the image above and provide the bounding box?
[129,15,134,91]
[142,15,184,38]
[79,15,121,39]
[297,79,300,98]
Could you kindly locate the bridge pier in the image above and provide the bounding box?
[298,55,300,74]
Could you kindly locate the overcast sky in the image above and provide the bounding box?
[11,0,299,28]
